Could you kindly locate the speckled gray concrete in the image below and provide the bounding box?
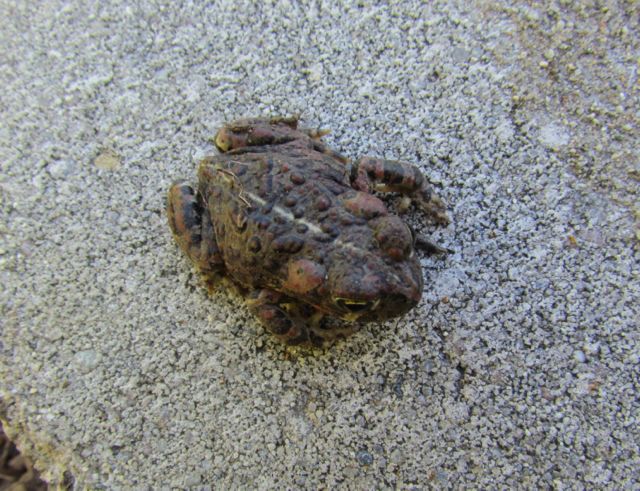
[1,1,638,488]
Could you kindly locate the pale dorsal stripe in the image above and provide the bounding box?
[244,190,368,255]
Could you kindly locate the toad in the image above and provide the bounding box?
[167,117,450,345]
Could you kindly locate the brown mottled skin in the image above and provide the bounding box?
[167,117,450,345]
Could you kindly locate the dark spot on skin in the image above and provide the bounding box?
[272,235,305,253]
[268,223,289,236]
[262,202,274,213]
[248,236,261,252]
[290,173,305,184]
[293,207,304,218]
[178,200,199,230]
[391,170,405,185]
[296,223,308,233]
[283,196,297,207]
[254,215,270,229]
[340,214,355,226]
[383,166,392,182]
[324,181,344,195]
[316,195,331,211]
[321,223,339,237]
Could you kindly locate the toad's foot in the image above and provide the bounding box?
[247,289,334,347]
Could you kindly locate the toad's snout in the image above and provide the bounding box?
[329,264,423,322]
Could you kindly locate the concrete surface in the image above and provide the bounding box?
[1,0,638,488]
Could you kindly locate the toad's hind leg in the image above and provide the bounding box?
[167,181,225,286]
[350,157,450,224]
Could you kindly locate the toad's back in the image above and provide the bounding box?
[197,142,377,291]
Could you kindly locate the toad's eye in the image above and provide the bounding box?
[335,298,373,313]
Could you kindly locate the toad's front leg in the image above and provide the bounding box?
[247,289,325,346]
[350,157,450,225]
[167,181,226,287]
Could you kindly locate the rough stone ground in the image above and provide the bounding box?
[1,1,638,489]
